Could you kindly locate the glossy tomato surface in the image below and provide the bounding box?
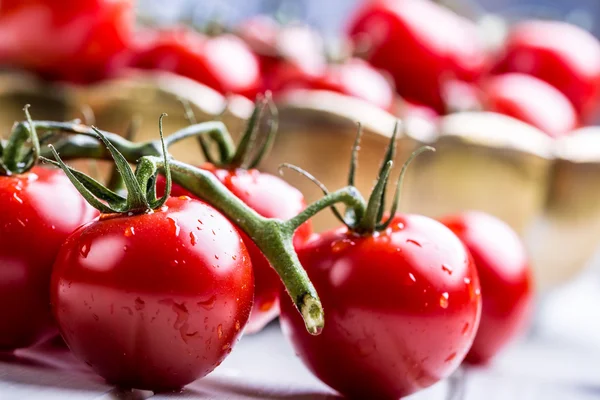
[0,167,96,350]
[269,58,395,110]
[0,0,133,83]
[347,0,487,113]
[51,196,253,390]
[131,29,261,99]
[280,214,481,399]
[441,211,533,365]
[156,164,312,333]
[493,20,600,120]
[484,73,578,138]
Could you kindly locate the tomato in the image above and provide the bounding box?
[156,163,311,334]
[237,16,326,91]
[492,20,600,121]
[483,73,578,137]
[440,211,533,365]
[51,196,253,390]
[0,0,133,83]
[269,58,395,110]
[0,166,96,350]
[279,214,481,399]
[130,28,261,99]
[347,0,487,113]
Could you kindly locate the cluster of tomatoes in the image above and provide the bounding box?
[0,0,543,398]
[1,0,598,140]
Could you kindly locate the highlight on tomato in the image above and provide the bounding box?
[0,106,96,351]
[129,28,261,99]
[492,19,600,121]
[347,0,487,113]
[44,118,254,391]
[278,125,482,399]
[440,211,534,365]
[155,97,312,334]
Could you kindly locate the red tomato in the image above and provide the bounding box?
[156,164,312,334]
[130,29,261,99]
[237,16,326,90]
[51,196,253,390]
[493,20,600,121]
[483,73,578,138]
[280,214,481,399]
[440,211,533,365]
[0,167,96,350]
[347,0,487,113]
[0,0,133,83]
[269,58,395,110]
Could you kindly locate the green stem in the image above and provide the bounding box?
[139,156,364,335]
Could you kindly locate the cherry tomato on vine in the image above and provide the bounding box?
[156,163,311,333]
[347,0,487,113]
[0,0,133,83]
[483,73,578,137]
[0,166,96,350]
[280,214,482,399]
[440,211,533,365]
[269,58,395,111]
[130,28,261,99]
[493,20,600,121]
[51,196,253,390]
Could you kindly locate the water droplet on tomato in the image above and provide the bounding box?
[462,322,470,335]
[214,254,219,260]
[167,216,180,236]
[51,225,55,230]
[222,343,230,351]
[171,302,189,330]
[197,295,216,310]
[135,297,145,310]
[331,238,355,253]
[235,320,240,331]
[190,232,197,246]
[445,352,457,362]
[232,255,237,261]
[123,245,128,251]
[406,239,421,247]
[179,195,191,201]
[170,260,179,267]
[405,273,417,285]
[93,314,99,321]
[12,193,23,204]
[392,222,405,231]
[80,242,91,258]
[464,277,471,285]
[441,264,453,275]
[122,306,133,316]
[212,229,216,236]
[439,292,449,309]
[217,324,223,339]
[124,227,135,237]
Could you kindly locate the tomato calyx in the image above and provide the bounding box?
[41,114,173,215]
[281,122,434,235]
[0,105,42,176]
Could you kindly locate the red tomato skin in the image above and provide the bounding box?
[156,164,312,334]
[493,20,600,121]
[0,0,133,83]
[269,58,395,111]
[484,73,578,137]
[347,0,486,113]
[131,29,261,99]
[280,214,481,399]
[0,167,97,350]
[51,197,253,390]
[440,211,533,365]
